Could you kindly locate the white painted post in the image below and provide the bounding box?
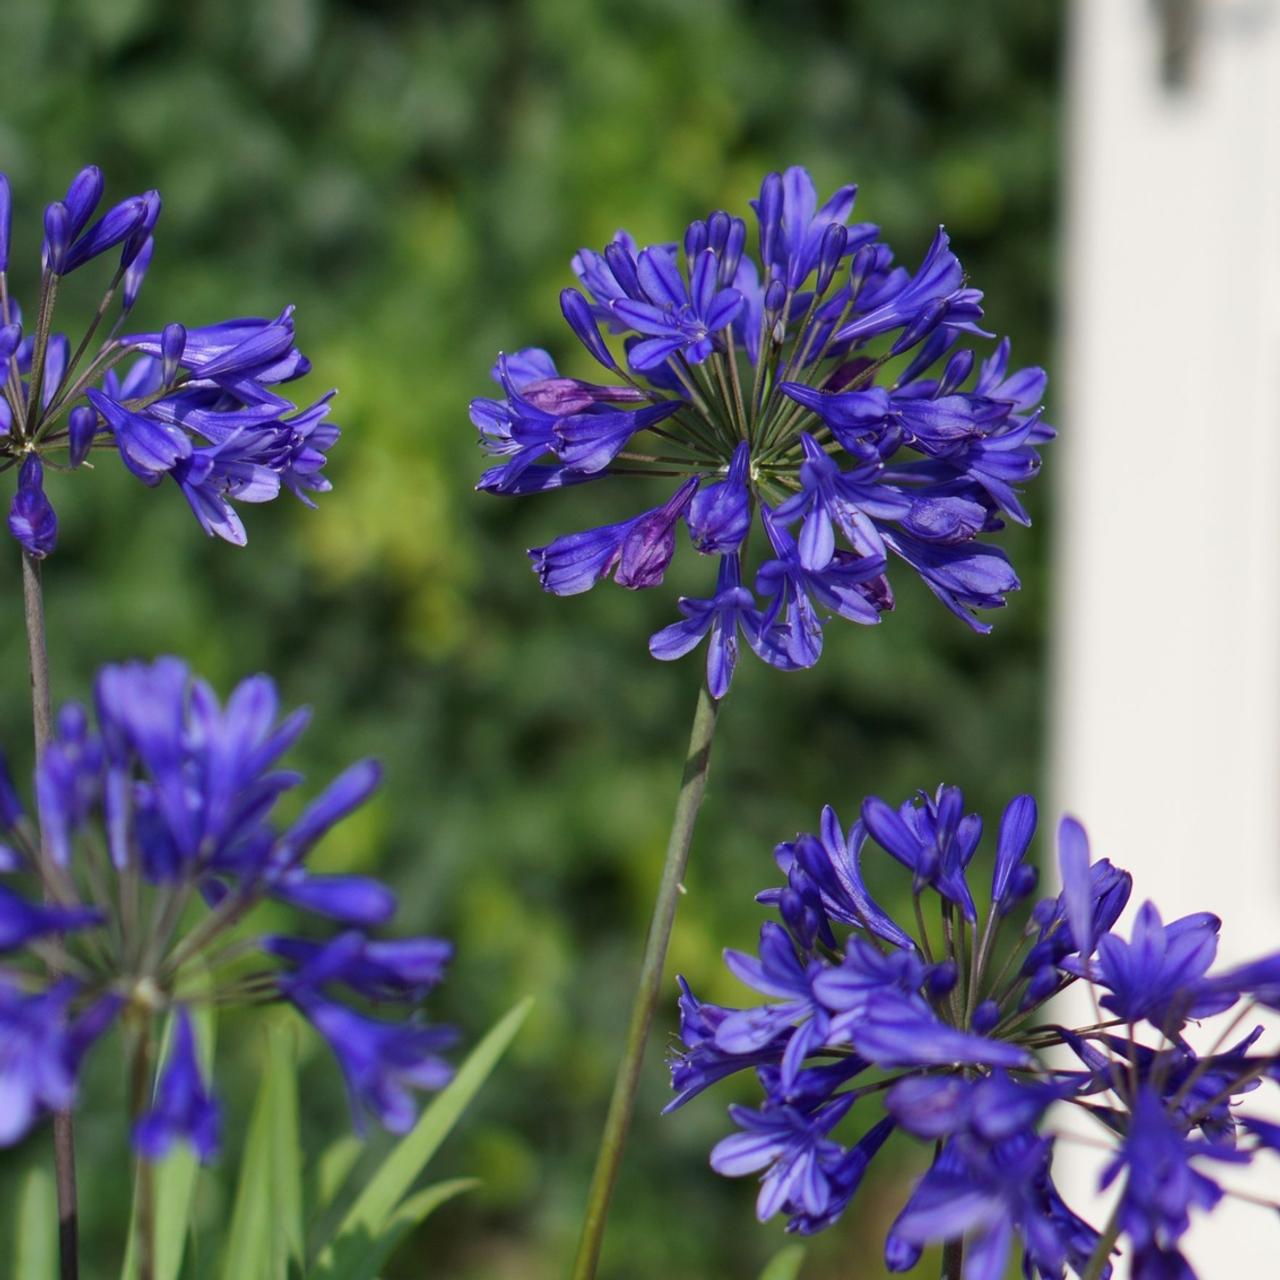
[1055,0,1280,1269]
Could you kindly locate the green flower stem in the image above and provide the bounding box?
[21,551,79,1280]
[127,1016,156,1280]
[571,680,722,1280]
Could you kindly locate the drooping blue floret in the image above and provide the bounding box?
[132,1009,221,1163]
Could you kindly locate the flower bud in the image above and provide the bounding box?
[43,202,70,274]
[938,348,975,396]
[8,456,57,558]
[816,223,848,295]
[161,322,187,385]
[756,171,784,268]
[720,216,746,286]
[0,173,11,273]
[63,166,104,239]
[971,999,1001,1033]
[706,210,730,255]
[0,322,21,366]
[848,242,880,298]
[560,288,618,372]
[68,406,97,468]
[926,960,958,998]
[684,218,708,262]
[121,191,161,269]
[890,297,949,357]
[122,236,154,311]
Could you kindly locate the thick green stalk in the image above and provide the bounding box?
[21,552,79,1280]
[571,681,721,1280]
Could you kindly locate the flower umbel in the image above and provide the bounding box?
[0,658,453,1159]
[672,787,1280,1277]
[0,166,339,555]
[475,167,1051,693]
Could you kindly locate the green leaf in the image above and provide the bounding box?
[311,1134,362,1216]
[313,996,531,1269]
[267,1017,305,1270]
[219,1016,302,1280]
[13,1163,57,1280]
[759,1244,806,1280]
[121,989,217,1280]
[312,1178,478,1280]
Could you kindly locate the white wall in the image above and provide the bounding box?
[1056,0,1280,1271]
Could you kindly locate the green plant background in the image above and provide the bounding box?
[0,1,1061,1276]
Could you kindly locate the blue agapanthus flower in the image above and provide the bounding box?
[0,167,338,557]
[0,658,453,1158]
[671,787,1280,1277]
[474,167,1051,696]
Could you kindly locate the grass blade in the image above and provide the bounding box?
[760,1244,806,1280]
[219,1016,300,1280]
[13,1163,57,1280]
[313,996,531,1268]
[312,1178,478,1280]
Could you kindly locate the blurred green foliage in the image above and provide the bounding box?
[0,0,1061,1276]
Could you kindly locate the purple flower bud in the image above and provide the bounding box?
[721,216,746,285]
[757,171,784,269]
[160,322,187,385]
[43,202,70,274]
[615,477,699,589]
[63,166,104,239]
[0,324,19,366]
[763,279,787,315]
[67,406,97,468]
[938,348,975,396]
[1023,964,1060,1007]
[8,457,57,559]
[0,173,11,273]
[121,191,161,269]
[684,219,708,262]
[41,334,68,410]
[816,223,848,295]
[1006,862,1039,907]
[706,210,730,255]
[560,287,619,372]
[122,236,154,311]
[521,377,645,415]
[926,961,958,998]
[971,999,1000,1033]
[603,239,642,299]
[889,297,949,357]
[848,242,879,297]
[61,195,150,275]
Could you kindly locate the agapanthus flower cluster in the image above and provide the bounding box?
[0,166,338,557]
[0,658,453,1161]
[473,167,1051,695]
[670,787,1280,1278]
